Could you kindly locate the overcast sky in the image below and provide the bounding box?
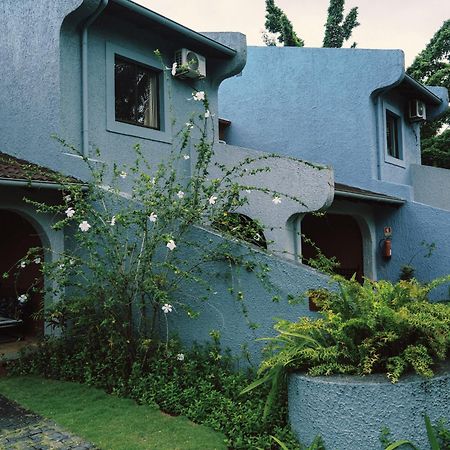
[136,0,449,66]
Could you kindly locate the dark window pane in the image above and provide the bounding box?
[115,55,159,130]
[386,111,400,159]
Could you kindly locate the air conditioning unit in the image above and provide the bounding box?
[174,48,206,79]
[408,99,426,122]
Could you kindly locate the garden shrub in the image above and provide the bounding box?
[243,275,450,416]
[11,337,303,450]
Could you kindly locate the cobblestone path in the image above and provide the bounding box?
[0,394,97,450]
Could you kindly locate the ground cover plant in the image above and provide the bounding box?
[10,337,303,449]
[0,376,227,450]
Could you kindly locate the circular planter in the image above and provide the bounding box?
[288,363,450,450]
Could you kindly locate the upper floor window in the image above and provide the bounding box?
[106,42,171,143]
[115,56,160,130]
[386,110,401,160]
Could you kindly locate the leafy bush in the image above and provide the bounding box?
[244,276,450,417]
[10,337,302,450]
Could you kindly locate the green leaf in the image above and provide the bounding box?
[424,414,440,450]
[385,440,419,450]
[270,435,289,450]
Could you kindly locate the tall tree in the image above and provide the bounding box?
[322,0,359,48]
[407,20,450,169]
[263,0,304,47]
[263,0,359,48]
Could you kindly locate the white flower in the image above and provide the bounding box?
[58,263,65,270]
[245,189,252,194]
[166,239,176,251]
[193,91,205,101]
[149,212,157,223]
[183,154,190,160]
[151,177,156,185]
[209,195,218,205]
[272,196,282,205]
[204,110,211,118]
[18,294,28,304]
[64,195,71,202]
[70,259,76,266]
[176,353,185,361]
[20,261,27,268]
[79,220,91,232]
[185,122,193,130]
[33,257,41,265]
[65,207,75,218]
[162,303,173,314]
[119,171,127,179]
[176,191,185,199]
[110,216,116,226]
[171,62,177,76]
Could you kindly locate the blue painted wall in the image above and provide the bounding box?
[220,46,450,285]
[0,1,245,181]
[0,1,335,362]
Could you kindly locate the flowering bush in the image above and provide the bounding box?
[6,88,308,381]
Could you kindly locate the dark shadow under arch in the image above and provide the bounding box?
[301,213,364,282]
[0,210,45,338]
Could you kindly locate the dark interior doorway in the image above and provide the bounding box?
[0,210,44,339]
[301,213,364,282]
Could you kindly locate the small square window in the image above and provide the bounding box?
[114,55,160,130]
[386,110,401,159]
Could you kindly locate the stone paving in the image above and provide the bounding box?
[0,394,97,450]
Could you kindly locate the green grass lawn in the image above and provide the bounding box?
[0,376,227,450]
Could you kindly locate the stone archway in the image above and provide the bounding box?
[0,210,45,338]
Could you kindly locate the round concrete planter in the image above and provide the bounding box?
[288,363,450,450]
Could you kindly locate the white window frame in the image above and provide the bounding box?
[384,102,406,168]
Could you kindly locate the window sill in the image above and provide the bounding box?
[384,155,406,168]
[107,120,172,144]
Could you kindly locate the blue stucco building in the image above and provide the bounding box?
[0,1,448,356]
[220,46,450,290]
[0,1,333,354]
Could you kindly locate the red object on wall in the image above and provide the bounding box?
[383,238,392,260]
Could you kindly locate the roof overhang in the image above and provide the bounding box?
[109,0,237,59]
[399,75,443,106]
[334,183,405,206]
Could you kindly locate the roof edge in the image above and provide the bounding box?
[403,75,442,106]
[111,0,237,57]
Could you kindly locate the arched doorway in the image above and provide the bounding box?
[0,210,45,339]
[301,213,364,282]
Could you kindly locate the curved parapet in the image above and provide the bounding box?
[201,32,247,85]
[203,142,334,258]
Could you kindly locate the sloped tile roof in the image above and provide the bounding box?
[0,152,79,184]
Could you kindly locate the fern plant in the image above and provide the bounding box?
[243,275,450,417]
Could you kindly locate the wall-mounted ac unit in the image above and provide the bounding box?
[408,99,426,122]
[174,49,206,79]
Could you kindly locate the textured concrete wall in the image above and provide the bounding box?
[220,46,450,284]
[375,201,450,293]
[288,365,450,450]
[166,226,329,361]
[204,142,334,257]
[0,0,91,175]
[219,47,406,191]
[411,164,450,211]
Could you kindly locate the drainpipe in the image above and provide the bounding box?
[81,0,109,157]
